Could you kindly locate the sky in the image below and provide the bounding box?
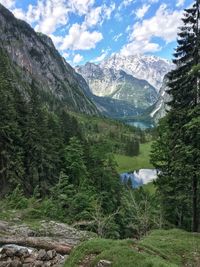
[0,0,194,65]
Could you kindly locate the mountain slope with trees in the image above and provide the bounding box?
[0,3,99,116]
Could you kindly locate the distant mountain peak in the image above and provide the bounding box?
[99,53,174,91]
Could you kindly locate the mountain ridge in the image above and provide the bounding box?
[76,62,159,110]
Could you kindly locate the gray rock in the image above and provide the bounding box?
[43,262,51,267]
[9,260,22,267]
[0,262,10,267]
[96,260,112,267]
[46,250,56,260]
[23,257,35,264]
[34,261,43,267]
[0,221,9,232]
[37,250,47,261]
[2,248,18,258]
[16,249,29,258]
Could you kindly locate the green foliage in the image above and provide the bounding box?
[118,187,162,239]
[63,137,88,187]
[6,185,28,209]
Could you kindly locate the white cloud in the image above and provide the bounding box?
[113,33,123,42]
[118,0,135,10]
[62,52,69,58]
[60,23,103,50]
[68,0,95,15]
[121,4,183,55]
[83,3,115,28]
[12,0,70,35]
[135,4,150,19]
[176,0,185,7]
[50,35,64,46]
[12,8,26,20]
[84,6,103,28]
[91,51,108,62]
[73,54,83,64]
[148,0,159,3]
[121,41,161,56]
[0,0,15,8]
[10,0,111,53]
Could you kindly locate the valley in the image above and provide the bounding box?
[0,1,199,267]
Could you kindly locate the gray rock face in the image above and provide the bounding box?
[75,71,144,118]
[0,4,99,116]
[150,77,171,123]
[76,62,159,110]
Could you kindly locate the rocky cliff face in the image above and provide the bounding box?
[76,62,159,110]
[150,78,171,123]
[0,4,99,116]
[75,71,143,118]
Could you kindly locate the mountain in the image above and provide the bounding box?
[150,78,171,123]
[75,71,143,118]
[0,4,99,116]
[100,53,174,91]
[76,62,158,110]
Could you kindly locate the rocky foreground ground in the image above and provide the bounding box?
[0,220,94,267]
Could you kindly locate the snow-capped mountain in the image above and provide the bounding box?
[100,53,174,92]
[76,62,159,110]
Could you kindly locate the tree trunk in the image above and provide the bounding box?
[0,236,73,255]
[192,176,198,232]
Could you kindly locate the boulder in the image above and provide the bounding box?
[2,248,18,258]
[23,257,35,264]
[34,261,43,267]
[46,250,56,260]
[16,249,29,258]
[9,260,22,267]
[37,250,47,261]
[0,261,10,267]
[96,260,112,267]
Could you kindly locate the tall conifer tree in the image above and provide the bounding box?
[151,0,200,232]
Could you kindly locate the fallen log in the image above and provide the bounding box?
[0,236,73,255]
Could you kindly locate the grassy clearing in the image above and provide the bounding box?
[65,229,200,267]
[115,142,153,173]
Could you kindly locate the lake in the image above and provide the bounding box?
[127,121,154,130]
[120,169,157,188]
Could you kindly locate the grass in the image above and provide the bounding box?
[115,142,153,173]
[65,229,200,267]
[143,182,156,195]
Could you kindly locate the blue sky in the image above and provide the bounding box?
[0,0,194,65]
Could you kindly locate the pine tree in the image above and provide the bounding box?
[151,1,200,232]
[0,49,24,194]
